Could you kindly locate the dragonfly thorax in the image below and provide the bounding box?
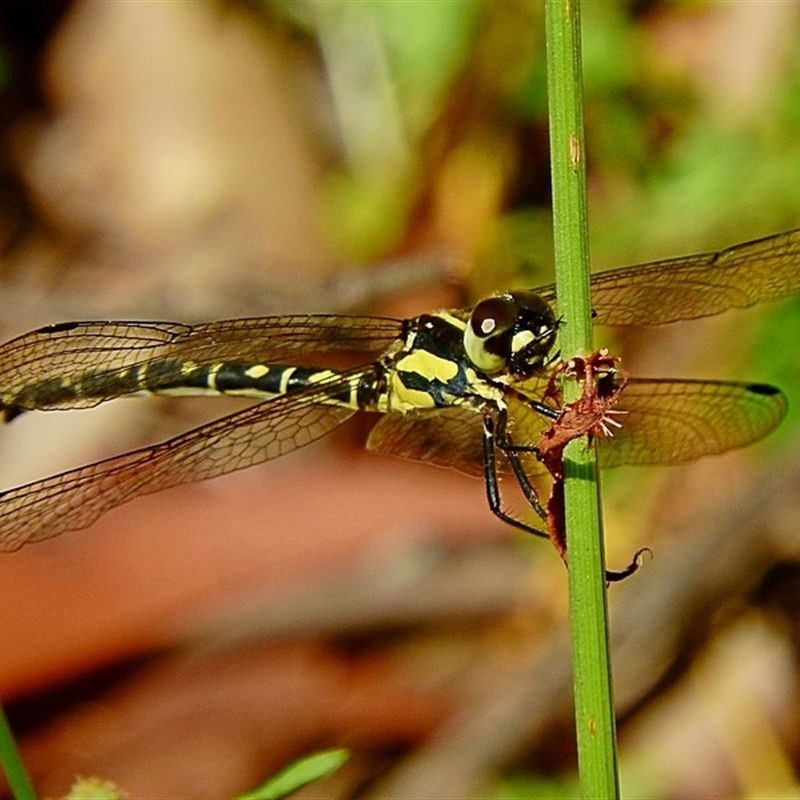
[464,291,558,379]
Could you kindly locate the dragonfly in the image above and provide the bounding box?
[0,227,797,559]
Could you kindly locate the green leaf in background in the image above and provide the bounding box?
[237,748,349,800]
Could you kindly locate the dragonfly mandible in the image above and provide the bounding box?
[0,227,797,556]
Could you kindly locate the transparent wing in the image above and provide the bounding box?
[367,377,786,479]
[597,378,787,467]
[367,407,487,477]
[0,315,403,411]
[0,369,369,551]
[366,380,556,480]
[536,227,800,326]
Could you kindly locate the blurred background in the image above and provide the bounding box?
[1,1,800,797]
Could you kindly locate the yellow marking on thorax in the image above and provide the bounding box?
[385,372,436,413]
[396,349,458,383]
[381,349,460,413]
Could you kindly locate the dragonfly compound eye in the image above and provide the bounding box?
[464,295,520,374]
[506,291,559,379]
[464,292,558,376]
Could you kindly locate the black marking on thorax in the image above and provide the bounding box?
[390,313,481,408]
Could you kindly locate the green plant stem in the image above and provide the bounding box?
[0,703,35,800]
[544,1,620,798]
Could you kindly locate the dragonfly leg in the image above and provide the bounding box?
[490,405,548,518]
[481,404,548,538]
[504,446,548,519]
[484,404,647,582]
[488,388,559,456]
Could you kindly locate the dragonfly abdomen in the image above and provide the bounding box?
[148,362,387,412]
[149,361,338,399]
[1,359,384,421]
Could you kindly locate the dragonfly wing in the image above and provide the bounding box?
[0,371,365,551]
[535,228,800,326]
[367,393,555,480]
[589,228,800,325]
[597,378,787,468]
[367,407,487,477]
[0,315,403,411]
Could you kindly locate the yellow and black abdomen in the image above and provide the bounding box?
[1,358,384,421]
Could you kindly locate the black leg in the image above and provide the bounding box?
[481,404,548,539]
[483,402,647,583]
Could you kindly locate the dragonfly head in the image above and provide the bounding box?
[464,291,558,379]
